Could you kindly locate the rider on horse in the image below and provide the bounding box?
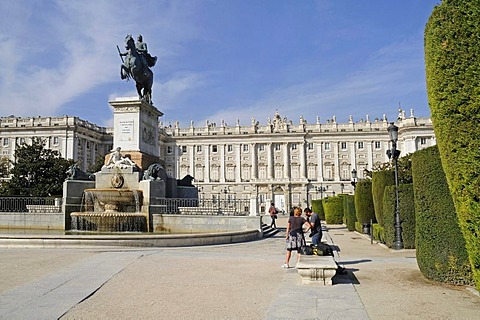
[119,34,156,103]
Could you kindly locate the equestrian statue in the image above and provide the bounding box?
[118,34,157,104]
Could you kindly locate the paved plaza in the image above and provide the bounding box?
[1,217,479,320]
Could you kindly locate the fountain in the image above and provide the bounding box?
[62,97,177,235]
[71,188,146,232]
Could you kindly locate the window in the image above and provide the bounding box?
[19,138,25,145]
[274,143,281,151]
[167,146,173,154]
[258,144,265,151]
[374,141,381,149]
[181,146,187,153]
[243,144,249,152]
[227,145,233,152]
[324,142,330,151]
[53,137,59,145]
[307,143,314,150]
[3,138,9,146]
[291,143,297,150]
[212,145,218,153]
[196,145,202,152]
[358,142,364,149]
[420,137,427,145]
[341,142,347,150]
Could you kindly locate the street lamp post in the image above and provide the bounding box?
[351,168,357,189]
[387,122,404,250]
[315,185,327,200]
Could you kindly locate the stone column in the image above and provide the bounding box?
[283,143,290,179]
[334,142,340,181]
[204,144,210,182]
[251,143,257,179]
[267,143,273,179]
[317,142,324,181]
[350,141,356,173]
[235,144,241,182]
[300,142,306,179]
[220,144,226,183]
[367,141,373,171]
[189,145,195,176]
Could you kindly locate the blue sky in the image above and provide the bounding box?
[0,0,440,128]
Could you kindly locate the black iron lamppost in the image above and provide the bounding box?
[386,122,404,250]
[315,185,327,200]
[351,169,357,189]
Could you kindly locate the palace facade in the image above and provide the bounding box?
[161,109,435,213]
[0,108,435,214]
[0,116,113,173]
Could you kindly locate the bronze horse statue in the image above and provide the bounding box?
[120,34,154,103]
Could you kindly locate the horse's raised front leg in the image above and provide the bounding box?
[121,66,130,81]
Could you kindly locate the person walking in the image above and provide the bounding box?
[282,207,313,268]
[269,202,278,229]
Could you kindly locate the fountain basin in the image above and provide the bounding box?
[82,189,143,213]
[71,212,147,233]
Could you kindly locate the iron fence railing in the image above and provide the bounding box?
[0,197,62,213]
[156,198,250,216]
[0,196,250,216]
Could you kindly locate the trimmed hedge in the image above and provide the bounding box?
[343,195,356,231]
[412,146,473,285]
[323,196,344,224]
[372,170,395,227]
[354,180,375,225]
[425,0,480,290]
[311,199,325,220]
[383,184,415,249]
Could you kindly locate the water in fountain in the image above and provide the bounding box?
[71,189,146,233]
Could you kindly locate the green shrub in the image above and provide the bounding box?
[311,199,325,220]
[372,170,395,227]
[354,180,375,225]
[425,0,480,290]
[412,146,473,285]
[343,195,356,231]
[372,223,385,243]
[355,221,363,233]
[383,184,416,249]
[323,196,344,224]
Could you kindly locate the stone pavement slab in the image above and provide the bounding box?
[0,251,147,320]
[1,221,479,320]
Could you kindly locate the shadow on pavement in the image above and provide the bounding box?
[340,259,372,265]
[333,268,360,285]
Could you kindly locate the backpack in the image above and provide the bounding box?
[312,243,334,256]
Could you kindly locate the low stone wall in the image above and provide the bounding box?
[153,214,262,235]
[0,212,64,230]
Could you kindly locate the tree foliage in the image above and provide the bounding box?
[2,137,73,196]
[425,0,480,290]
[412,146,473,285]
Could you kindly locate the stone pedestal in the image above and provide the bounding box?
[109,97,163,171]
[63,180,95,230]
[95,167,142,190]
[139,179,166,231]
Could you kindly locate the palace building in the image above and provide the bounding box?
[161,109,435,213]
[0,115,113,173]
[0,108,435,214]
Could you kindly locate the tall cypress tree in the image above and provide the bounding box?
[425,0,480,290]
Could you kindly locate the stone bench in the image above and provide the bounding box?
[296,254,338,285]
[297,225,340,285]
